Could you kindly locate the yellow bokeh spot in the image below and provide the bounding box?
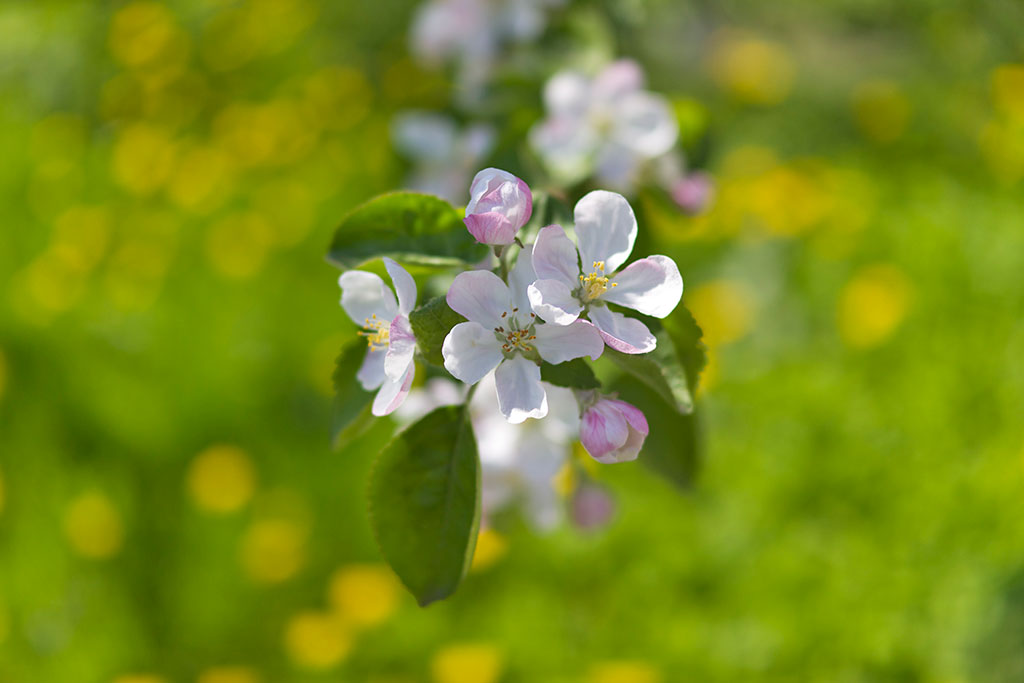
[430,644,504,683]
[109,1,179,68]
[112,123,178,195]
[709,31,795,105]
[327,563,400,628]
[838,264,913,349]
[201,0,316,72]
[978,118,1024,184]
[853,80,911,144]
[240,518,307,584]
[301,66,372,131]
[187,444,256,514]
[213,100,314,168]
[470,528,508,573]
[112,675,167,683]
[283,611,352,670]
[64,492,124,559]
[205,211,276,280]
[52,205,113,272]
[552,461,576,499]
[196,666,262,683]
[992,64,1024,123]
[587,661,663,683]
[168,143,236,213]
[686,280,756,347]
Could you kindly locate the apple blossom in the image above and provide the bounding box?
[671,171,715,215]
[580,397,649,464]
[441,246,603,423]
[464,167,533,246]
[338,258,419,416]
[530,59,679,192]
[528,190,683,353]
[391,112,495,204]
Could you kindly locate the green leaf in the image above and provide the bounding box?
[604,327,693,414]
[408,296,466,367]
[609,374,701,490]
[540,358,601,390]
[327,192,488,270]
[368,405,481,606]
[331,341,374,448]
[664,304,707,396]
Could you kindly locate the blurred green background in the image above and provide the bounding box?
[1,1,1023,681]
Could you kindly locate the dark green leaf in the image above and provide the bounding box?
[540,358,601,390]
[368,405,481,606]
[609,374,701,490]
[331,341,374,448]
[408,296,466,367]
[604,327,693,415]
[664,304,707,397]
[327,192,488,270]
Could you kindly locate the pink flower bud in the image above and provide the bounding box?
[464,167,533,246]
[571,484,615,530]
[580,398,649,464]
[671,171,715,216]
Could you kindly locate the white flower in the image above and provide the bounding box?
[441,246,603,423]
[391,112,495,205]
[338,258,418,416]
[530,59,679,192]
[528,190,683,354]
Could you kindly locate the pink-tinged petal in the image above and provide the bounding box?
[532,319,604,363]
[573,190,637,274]
[608,399,649,436]
[588,305,656,354]
[442,321,503,384]
[529,117,598,185]
[532,224,581,288]
[494,355,548,424]
[384,314,416,380]
[339,271,398,326]
[383,257,417,316]
[528,279,582,325]
[580,401,629,463]
[372,363,415,417]
[356,347,387,391]
[592,59,644,102]
[611,91,679,158]
[603,255,683,318]
[464,212,518,246]
[464,168,532,245]
[446,270,511,328]
[507,243,536,315]
[671,172,715,215]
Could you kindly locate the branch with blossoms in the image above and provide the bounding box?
[327,168,705,605]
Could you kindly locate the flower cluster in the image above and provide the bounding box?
[338,168,684,466]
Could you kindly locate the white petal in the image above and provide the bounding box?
[529,117,597,185]
[372,363,415,417]
[588,305,656,354]
[383,258,417,316]
[338,271,398,326]
[390,112,457,163]
[356,347,387,390]
[543,71,591,118]
[442,321,504,384]
[466,167,524,215]
[528,279,582,325]
[532,224,580,289]
[384,314,416,380]
[603,255,683,318]
[533,319,604,363]
[573,190,637,274]
[592,59,645,102]
[494,356,548,424]
[611,91,679,158]
[507,243,537,315]
[446,270,511,328]
[594,142,641,193]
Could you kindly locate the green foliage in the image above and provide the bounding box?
[331,341,374,448]
[408,296,466,367]
[367,405,481,606]
[540,358,601,390]
[604,329,694,415]
[328,192,488,270]
[664,304,707,396]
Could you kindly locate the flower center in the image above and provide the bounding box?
[579,261,617,302]
[493,308,537,356]
[358,314,390,350]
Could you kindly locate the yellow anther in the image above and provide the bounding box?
[358,317,390,350]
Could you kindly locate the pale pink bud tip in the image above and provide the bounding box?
[671,172,715,215]
[580,398,649,464]
[464,167,533,246]
[571,484,616,530]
